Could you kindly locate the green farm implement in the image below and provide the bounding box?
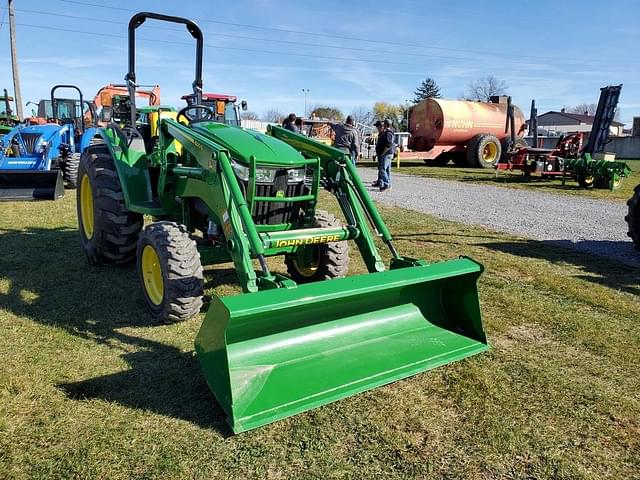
[77,12,488,433]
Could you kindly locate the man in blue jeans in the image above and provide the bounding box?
[373,119,395,192]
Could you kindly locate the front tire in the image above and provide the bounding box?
[77,144,143,265]
[576,170,595,188]
[285,210,349,283]
[136,222,204,323]
[62,152,80,188]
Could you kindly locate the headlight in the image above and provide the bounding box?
[287,167,305,183]
[255,168,276,183]
[231,159,275,183]
[231,159,249,181]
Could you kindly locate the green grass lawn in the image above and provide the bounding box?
[358,159,640,202]
[1,193,639,479]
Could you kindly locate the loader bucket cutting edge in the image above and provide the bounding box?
[0,170,64,201]
[195,256,487,433]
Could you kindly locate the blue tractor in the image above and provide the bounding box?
[0,85,97,200]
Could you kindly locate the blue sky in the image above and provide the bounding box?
[1,0,639,124]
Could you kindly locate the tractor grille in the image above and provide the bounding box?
[19,133,42,154]
[247,168,311,225]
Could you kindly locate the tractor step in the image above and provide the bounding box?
[195,257,487,433]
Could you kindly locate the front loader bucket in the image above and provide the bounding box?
[0,170,64,201]
[195,257,488,433]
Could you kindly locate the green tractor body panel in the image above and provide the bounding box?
[80,11,489,434]
[193,123,307,166]
[196,257,487,433]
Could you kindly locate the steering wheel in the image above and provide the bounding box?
[177,105,215,125]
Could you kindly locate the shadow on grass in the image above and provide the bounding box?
[482,238,640,295]
[0,227,232,436]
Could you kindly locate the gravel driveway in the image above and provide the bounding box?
[358,168,638,267]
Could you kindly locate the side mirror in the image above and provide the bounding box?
[241,100,248,111]
[101,106,113,123]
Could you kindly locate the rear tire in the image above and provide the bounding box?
[136,222,204,322]
[626,184,640,251]
[466,134,502,168]
[285,210,349,283]
[77,143,143,265]
[61,153,80,188]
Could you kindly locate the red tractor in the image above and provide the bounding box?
[181,92,247,125]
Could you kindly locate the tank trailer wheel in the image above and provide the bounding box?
[285,210,349,283]
[62,152,81,189]
[136,222,204,323]
[626,184,640,251]
[77,144,143,265]
[467,134,502,168]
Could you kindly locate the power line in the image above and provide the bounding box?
[9,6,636,68]
[55,0,622,66]
[0,7,7,31]
[2,7,514,64]
[8,16,637,72]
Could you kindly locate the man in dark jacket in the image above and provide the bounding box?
[282,113,299,133]
[331,115,360,163]
[374,119,395,192]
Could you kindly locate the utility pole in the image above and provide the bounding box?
[404,100,411,132]
[302,88,309,117]
[8,0,23,120]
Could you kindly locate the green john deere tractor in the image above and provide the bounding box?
[77,12,488,433]
[0,88,20,138]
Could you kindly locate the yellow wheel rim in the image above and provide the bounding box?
[482,142,498,162]
[141,245,164,306]
[80,174,94,239]
[292,248,320,278]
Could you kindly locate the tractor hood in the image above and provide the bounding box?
[1,123,70,151]
[193,122,306,166]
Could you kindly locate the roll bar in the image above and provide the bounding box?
[50,84,88,132]
[125,12,204,128]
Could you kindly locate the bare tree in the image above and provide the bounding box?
[262,108,284,123]
[241,111,259,121]
[466,75,508,101]
[567,103,597,116]
[349,106,372,125]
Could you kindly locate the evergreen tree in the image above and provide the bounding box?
[413,77,441,103]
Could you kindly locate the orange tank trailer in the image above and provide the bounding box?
[408,97,525,167]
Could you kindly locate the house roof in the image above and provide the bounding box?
[539,111,624,126]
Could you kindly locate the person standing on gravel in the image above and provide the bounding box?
[373,119,395,192]
[331,115,360,164]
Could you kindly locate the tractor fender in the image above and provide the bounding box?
[90,128,155,211]
[79,127,100,153]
